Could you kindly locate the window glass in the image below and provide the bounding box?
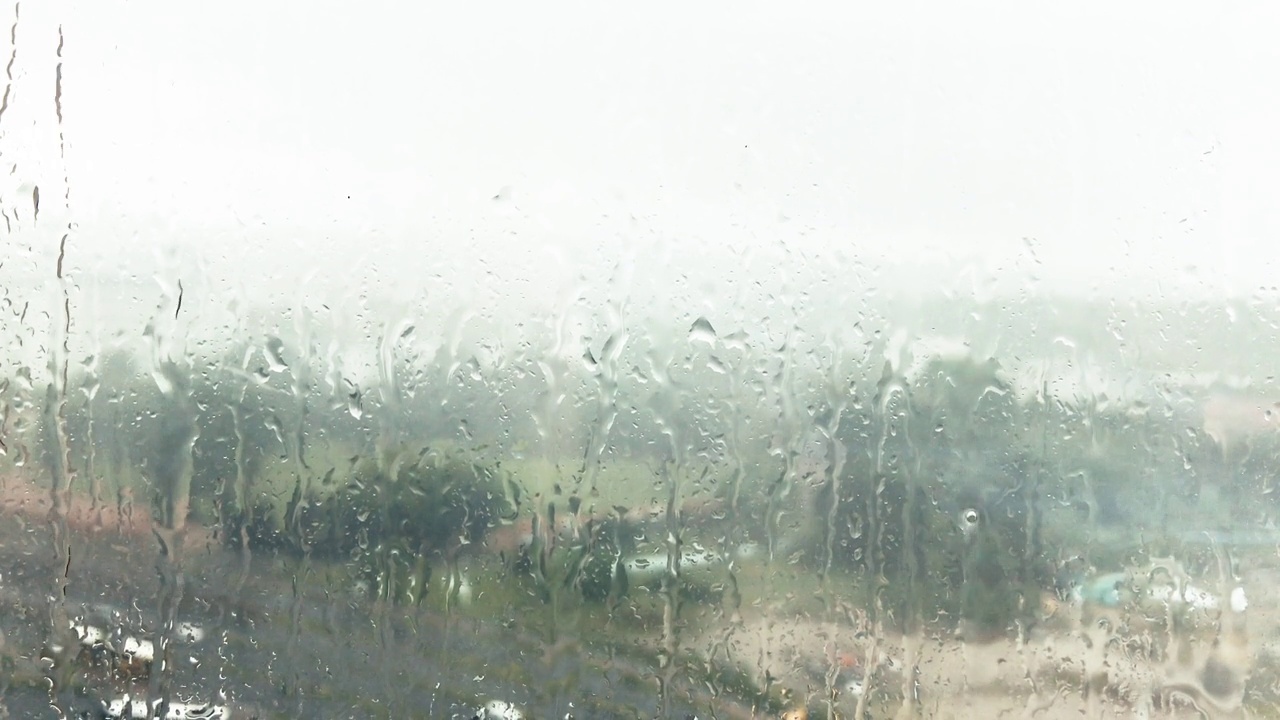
[2,2,1278,717]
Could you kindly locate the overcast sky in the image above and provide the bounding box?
[7,1,1279,331]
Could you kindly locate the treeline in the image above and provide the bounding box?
[2,317,1268,631]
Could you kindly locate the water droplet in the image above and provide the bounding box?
[347,388,363,419]
[265,415,286,445]
[264,336,289,372]
[689,317,717,345]
[82,376,100,401]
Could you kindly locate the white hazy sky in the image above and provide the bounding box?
[12,0,1279,308]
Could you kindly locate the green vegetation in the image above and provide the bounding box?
[6,331,1253,615]
[4,310,1275,715]
[239,443,514,605]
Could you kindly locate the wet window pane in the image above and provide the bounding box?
[2,3,1279,718]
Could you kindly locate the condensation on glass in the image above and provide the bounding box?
[1,3,1277,719]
